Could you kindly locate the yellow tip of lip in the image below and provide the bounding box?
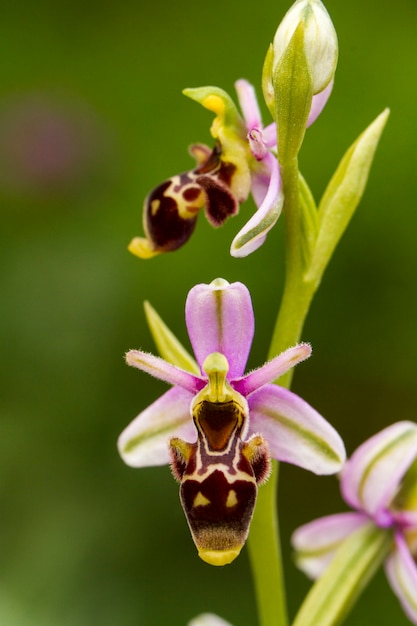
[198,547,242,566]
[202,94,225,116]
[128,237,160,260]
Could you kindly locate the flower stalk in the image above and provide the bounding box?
[247,464,287,626]
[246,156,317,626]
[246,179,316,626]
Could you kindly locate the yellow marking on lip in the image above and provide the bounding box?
[127,237,160,260]
[150,199,160,216]
[198,547,242,566]
[202,95,225,116]
[226,490,238,508]
[193,492,211,507]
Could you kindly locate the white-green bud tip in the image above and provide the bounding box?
[273,0,338,95]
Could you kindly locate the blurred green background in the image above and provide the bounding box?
[1,0,416,624]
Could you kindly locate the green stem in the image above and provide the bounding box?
[247,462,287,626]
[269,159,318,381]
[247,37,387,626]
[269,267,316,387]
[248,157,317,626]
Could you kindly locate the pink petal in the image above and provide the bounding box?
[230,153,283,257]
[185,279,255,378]
[306,80,334,128]
[232,343,311,396]
[250,163,271,208]
[117,387,195,467]
[292,512,369,579]
[395,511,417,528]
[262,122,277,148]
[235,78,262,130]
[341,421,417,518]
[125,350,204,394]
[248,385,345,474]
[385,532,417,624]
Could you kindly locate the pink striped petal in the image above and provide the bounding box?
[292,512,369,579]
[118,387,195,467]
[341,421,417,518]
[230,153,283,257]
[185,278,254,378]
[232,343,311,396]
[248,385,345,474]
[262,122,277,148]
[125,350,204,394]
[385,532,417,624]
[250,163,271,207]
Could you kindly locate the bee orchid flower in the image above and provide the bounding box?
[118,278,345,565]
[128,78,332,260]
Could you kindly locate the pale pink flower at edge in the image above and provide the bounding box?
[292,421,417,623]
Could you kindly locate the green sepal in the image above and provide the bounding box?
[299,171,318,268]
[143,301,199,374]
[292,523,392,626]
[273,22,313,166]
[305,108,390,286]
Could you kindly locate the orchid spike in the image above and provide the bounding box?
[292,421,417,624]
[118,278,345,565]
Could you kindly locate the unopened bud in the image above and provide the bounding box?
[273,0,338,95]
